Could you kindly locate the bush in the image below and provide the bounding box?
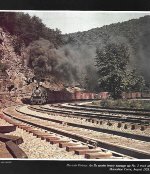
[99,99,150,110]
[100,100,110,107]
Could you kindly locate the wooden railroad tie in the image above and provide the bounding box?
[59,142,81,148]
[50,139,69,145]
[6,140,28,158]
[0,133,23,145]
[75,147,102,155]
[0,142,13,158]
[131,124,141,130]
[85,151,112,159]
[117,122,122,128]
[0,126,16,133]
[66,145,89,152]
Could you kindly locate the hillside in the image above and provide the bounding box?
[63,15,150,90]
[0,13,150,102]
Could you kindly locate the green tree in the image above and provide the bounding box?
[0,12,63,50]
[0,12,17,33]
[95,42,145,99]
[122,69,145,92]
[95,42,130,99]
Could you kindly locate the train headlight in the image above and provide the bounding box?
[33,93,37,97]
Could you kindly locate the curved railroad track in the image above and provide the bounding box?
[2,104,150,159]
[58,103,150,124]
[28,105,150,142]
[72,102,150,116]
[33,104,150,132]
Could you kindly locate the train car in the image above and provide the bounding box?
[131,92,141,99]
[122,92,142,99]
[141,91,150,98]
[74,91,95,100]
[74,91,82,100]
[50,89,73,102]
[97,92,110,100]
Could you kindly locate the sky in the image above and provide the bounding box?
[26,11,150,34]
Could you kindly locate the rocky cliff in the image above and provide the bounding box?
[0,28,35,104]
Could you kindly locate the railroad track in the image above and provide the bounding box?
[71,103,150,116]
[59,103,150,123]
[29,105,150,142]
[43,105,150,125]
[2,105,150,159]
[34,104,150,132]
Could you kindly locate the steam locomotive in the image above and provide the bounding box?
[30,86,48,104]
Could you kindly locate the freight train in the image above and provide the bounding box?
[122,91,150,99]
[30,85,110,105]
[30,85,150,105]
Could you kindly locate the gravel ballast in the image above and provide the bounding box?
[0,118,84,159]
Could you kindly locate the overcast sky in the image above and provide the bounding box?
[27,11,150,34]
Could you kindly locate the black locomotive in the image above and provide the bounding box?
[30,85,48,104]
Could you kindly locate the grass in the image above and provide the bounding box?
[91,99,150,110]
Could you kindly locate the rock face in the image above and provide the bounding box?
[0,28,34,86]
[0,27,35,104]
